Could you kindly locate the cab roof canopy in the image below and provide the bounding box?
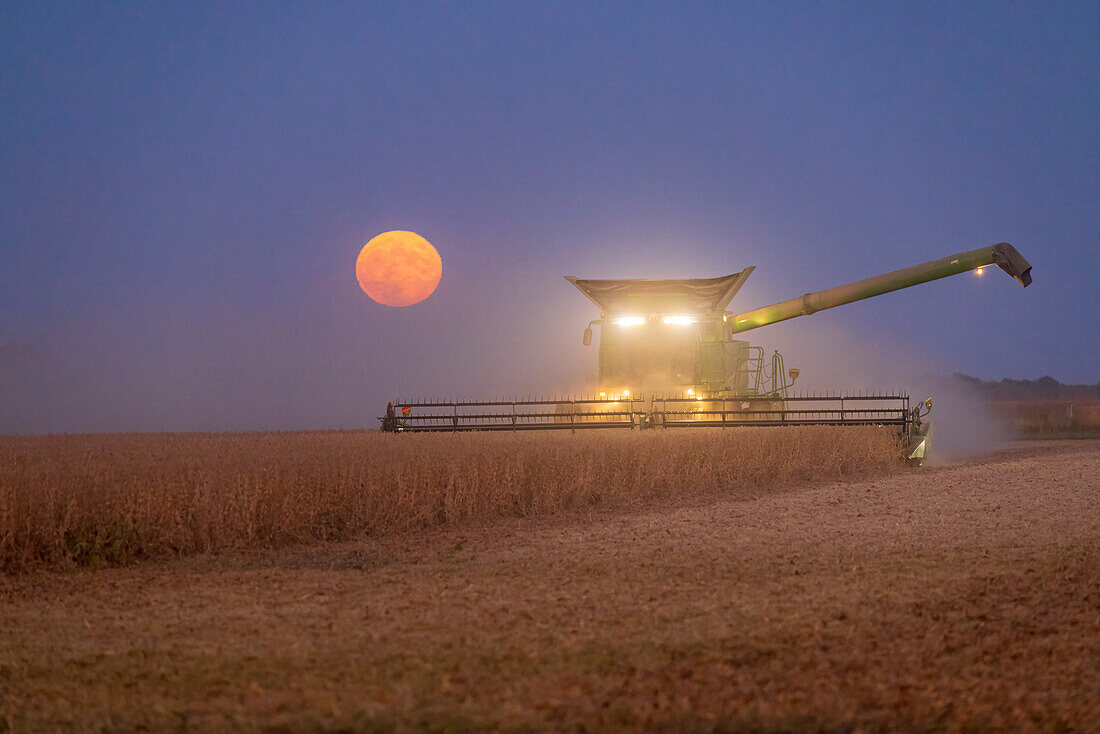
[565,267,755,315]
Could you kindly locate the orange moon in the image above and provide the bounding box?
[355,231,442,307]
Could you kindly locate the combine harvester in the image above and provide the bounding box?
[382,243,1032,465]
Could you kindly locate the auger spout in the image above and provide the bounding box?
[727,243,1031,333]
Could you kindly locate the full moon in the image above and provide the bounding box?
[355,231,442,307]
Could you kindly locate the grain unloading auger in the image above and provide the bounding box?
[381,243,1032,465]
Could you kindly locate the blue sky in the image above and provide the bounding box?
[1,1,1097,433]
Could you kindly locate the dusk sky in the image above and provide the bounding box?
[2,1,1097,434]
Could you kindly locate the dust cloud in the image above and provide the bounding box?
[767,321,1013,462]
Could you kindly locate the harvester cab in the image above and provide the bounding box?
[566,267,788,400]
[382,242,1033,467]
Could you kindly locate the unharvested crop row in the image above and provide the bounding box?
[0,427,901,573]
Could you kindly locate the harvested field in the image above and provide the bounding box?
[0,427,900,573]
[1,439,1097,732]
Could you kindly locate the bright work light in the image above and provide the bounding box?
[615,316,646,326]
[661,315,695,325]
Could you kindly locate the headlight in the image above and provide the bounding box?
[661,315,695,325]
[616,316,645,326]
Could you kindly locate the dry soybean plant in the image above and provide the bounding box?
[0,427,902,572]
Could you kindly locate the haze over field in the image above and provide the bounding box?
[2,2,1098,434]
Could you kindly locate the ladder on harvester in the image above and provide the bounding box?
[741,348,796,399]
[745,345,766,395]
